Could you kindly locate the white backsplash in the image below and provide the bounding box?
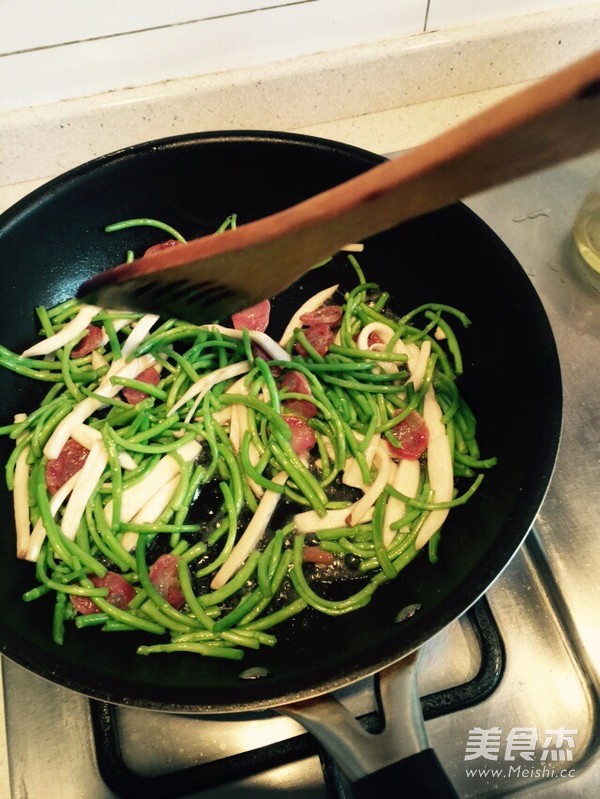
[427,0,594,28]
[0,0,427,112]
[0,0,598,208]
[1,0,597,113]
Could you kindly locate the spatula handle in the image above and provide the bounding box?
[278,49,600,261]
[80,50,600,320]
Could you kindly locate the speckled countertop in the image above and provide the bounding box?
[1,3,599,214]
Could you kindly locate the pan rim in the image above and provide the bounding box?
[0,129,563,713]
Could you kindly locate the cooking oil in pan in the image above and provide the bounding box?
[573,188,600,273]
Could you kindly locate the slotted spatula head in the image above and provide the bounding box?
[78,50,600,324]
[81,260,243,326]
[77,218,339,325]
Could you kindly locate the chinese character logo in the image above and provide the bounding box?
[541,729,578,762]
[465,727,503,761]
[464,727,578,765]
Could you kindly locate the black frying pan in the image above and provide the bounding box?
[0,131,562,794]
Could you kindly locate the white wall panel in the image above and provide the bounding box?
[427,0,595,29]
[0,1,302,52]
[0,1,427,112]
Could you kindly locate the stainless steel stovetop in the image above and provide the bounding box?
[0,150,598,799]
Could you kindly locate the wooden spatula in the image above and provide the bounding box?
[79,50,600,324]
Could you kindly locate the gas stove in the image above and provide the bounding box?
[1,150,598,799]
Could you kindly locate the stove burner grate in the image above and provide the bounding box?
[90,596,503,798]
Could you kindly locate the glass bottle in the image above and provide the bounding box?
[573,170,600,273]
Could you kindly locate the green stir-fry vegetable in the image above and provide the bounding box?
[0,218,496,661]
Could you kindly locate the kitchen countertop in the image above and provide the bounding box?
[1,2,599,212]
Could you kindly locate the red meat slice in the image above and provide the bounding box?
[232,299,271,332]
[149,554,185,609]
[45,438,90,495]
[386,410,429,460]
[303,546,335,565]
[299,305,343,327]
[284,415,317,455]
[295,323,335,357]
[281,370,311,395]
[70,572,135,615]
[144,239,183,256]
[251,342,281,376]
[71,324,103,358]
[122,366,160,405]
[281,370,317,418]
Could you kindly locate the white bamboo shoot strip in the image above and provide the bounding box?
[203,325,291,362]
[296,444,389,533]
[340,243,364,252]
[369,342,400,373]
[120,313,160,357]
[210,471,288,590]
[70,424,137,470]
[168,360,251,418]
[249,330,290,361]
[21,304,100,357]
[12,414,31,559]
[43,354,155,459]
[227,402,263,495]
[91,350,108,370]
[393,338,421,378]
[210,407,232,426]
[346,445,392,526]
[98,317,130,348]
[99,314,160,384]
[279,285,339,346]
[226,375,249,395]
[356,323,398,373]
[342,433,381,490]
[120,475,180,552]
[408,339,431,391]
[422,385,446,440]
[356,322,393,349]
[415,387,453,549]
[356,322,418,376]
[44,398,101,460]
[60,440,109,540]
[294,505,374,534]
[98,317,129,346]
[26,472,81,562]
[223,375,250,453]
[104,440,201,524]
[184,366,249,425]
[382,458,420,548]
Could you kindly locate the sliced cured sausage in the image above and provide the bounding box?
[281,370,317,418]
[387,410,429,460]
[295,323,335,357]
[122,366,160,405]
[70,572,135,615]
[71,325,103,358]
[299,305,343,326]
[45,438,90,495]
[232,299,271,333]
[149,553,185,609]
[284,415,317,455]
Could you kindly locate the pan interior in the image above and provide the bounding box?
[0,131,561,712]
